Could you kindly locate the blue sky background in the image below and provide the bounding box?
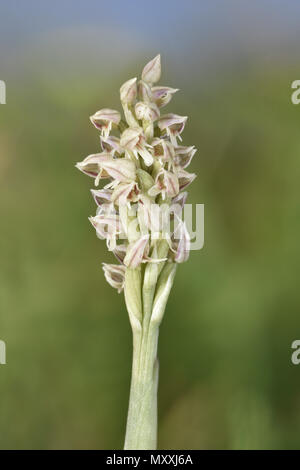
[1,0,300,77]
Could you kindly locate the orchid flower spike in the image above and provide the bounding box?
[76,53,196,285]
[76,55,198,451]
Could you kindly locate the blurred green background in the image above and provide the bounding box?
[1,0,300,449]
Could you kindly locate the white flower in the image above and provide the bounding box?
[152,138,175,169]
[177,167,197,190]
[135,101,160,122]
[100,158,136,183]
[112,244,127,263]
[120,127,153,166]
[151,86,179,108]
[90,188,112,206]
[124,235,150,268]
[174,145,197,169]
[102,263,126,293]
[75,153,112,180]
[100,135,122,156]
[90,109,121,138]
[89,211,125,251]
[111,182,140,205]
[148,169,179,199]
[158,114,187,146]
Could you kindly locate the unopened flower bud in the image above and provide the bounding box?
[142,54,161,84]
[120,77,137,104]
[136,169,155,193]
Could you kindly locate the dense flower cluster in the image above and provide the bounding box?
[76,55,196,293]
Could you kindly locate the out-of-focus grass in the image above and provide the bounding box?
[0,59,300,449]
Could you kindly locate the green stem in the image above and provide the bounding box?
[123,262,177,450]
[124,323,159,450]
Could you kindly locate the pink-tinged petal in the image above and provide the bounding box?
[164,171,179,198]
[90,108,121,127]
[91,189,112,206]
[95,201,115,215]
[113,244,127,263]
[141,54,161,84]
[163,141,175,162]
[120,77,137,104]
[171,192,188,211]
[100,135,122,155]
[177,168,197,190]
[135,101,160,121]
[138,80,153,102]
[152,139,175,166]
[148,170,179,199]
[174,219,190,263]
[120,127,142,150]
[175,146,197,169]
[151,86,179,108]
[89,213,125,242]
[158,114,187,132]
[136,144,154,166]
[120,128,153,166]
[148,183,161,198]
[101,159,136,182]
[112,182,139,204]
[75,153,112,179]
[102,263,125,293]
[158,115,187,144]
[124,235,150,268]
[137,196,152,232]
